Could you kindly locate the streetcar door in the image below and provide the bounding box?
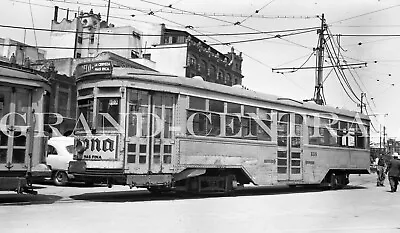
[150,93,175,173]
[277,112,303,181]
[126,90,175,174]
[126,89,151,174]
[0,87,32,171]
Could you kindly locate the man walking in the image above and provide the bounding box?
[376,155,386,186]
[386,153,400,192]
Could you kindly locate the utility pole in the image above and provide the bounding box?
[360,93,365,114]
[383,126,386,154]
[106,0,111,25]
[313,13,326,105]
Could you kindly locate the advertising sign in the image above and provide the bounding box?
[76,135,118,160]
[75,61,113,80]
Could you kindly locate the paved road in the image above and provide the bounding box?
[1,174,400,233]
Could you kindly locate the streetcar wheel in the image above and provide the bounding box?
[330,173,340,190]
[53,171,68,186]
[147,187,171,194]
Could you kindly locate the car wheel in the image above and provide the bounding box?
[53,171,68,186]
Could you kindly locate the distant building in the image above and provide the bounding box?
[48,8,142,60]
[32,51,155,77]
[0,37,46,66]
[39,66,77,136]
[387,138,400,155]
[137,25,244,86]
[48,8,243,86]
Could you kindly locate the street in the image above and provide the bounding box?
[1,174,400,233]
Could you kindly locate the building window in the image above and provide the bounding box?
[209,65,216,79]
[90,34,95,44]
[188,54,197,67]
[217,70,224,82]
[77,35,83,44]
[226,73,232,85]
[200,60,207,73]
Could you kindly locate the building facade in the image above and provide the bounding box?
[0,38,46,66]
[48,8,244,86]
[48,8,142,60]
[140,26,244,86]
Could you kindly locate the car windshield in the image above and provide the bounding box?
[66,145,75,154]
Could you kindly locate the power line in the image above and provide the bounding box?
[335,33,400,37]
[0,29,315,50]
[273,51,315,74]
[0,23,319,37]
[324,31,361,105]
[239,0,278,24]
[272,62,366,72]
[28,0,39,60]
[133,0,313,50]
[331,4,400,24]
[43,0,317,20]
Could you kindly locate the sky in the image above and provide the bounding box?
[1,0,400,142]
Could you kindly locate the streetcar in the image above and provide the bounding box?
[0,62,51,193]
[69,60,370,193]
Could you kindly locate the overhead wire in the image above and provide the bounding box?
[324,34,360,105]
[133,0,313,50]
[0,27,315,50]
[239,0,278,24]
[274,51,315,74]
[325,30,362,103]
[331,4,400,24]
[0,23,319,37]
[28,0,39,60]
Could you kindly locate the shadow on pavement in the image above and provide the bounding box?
[70,184,367,203]
[0,194,62,206]
[34,179,106,188]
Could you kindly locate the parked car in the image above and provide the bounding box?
[46,136,75,185]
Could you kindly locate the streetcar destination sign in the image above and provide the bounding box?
[75,61,113,79]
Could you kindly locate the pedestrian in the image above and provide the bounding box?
[376,155,386,186]
[385,153,400,192]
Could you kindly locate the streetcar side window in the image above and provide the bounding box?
[338,121,348,147]
[97,98,120,129]
[308,116,339,146]
[257,108,272,141]
[127,90,149,137]
[243,106,257,139]
[77,99,94,129]
[307,118,367,149]
[187,96,272,141]
[189,96,206,110]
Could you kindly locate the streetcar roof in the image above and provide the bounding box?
[0,64,50,88]
[108,67,369,121]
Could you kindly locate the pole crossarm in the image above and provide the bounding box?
[272,62,367,72]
